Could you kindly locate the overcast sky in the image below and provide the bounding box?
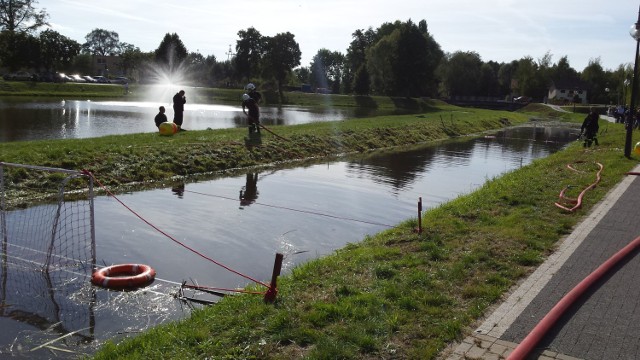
[40,0,638,72]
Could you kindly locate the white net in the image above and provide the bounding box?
[0,162,96,349]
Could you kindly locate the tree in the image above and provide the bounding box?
[497,61,517,100]
[549,56,580,85]
[514,56,540,98]
[437,51,483,97]
[310,48,344,93]
[0,0,47,70]
[0,30,38,70]
[352,64,371,95]
[185,51,214,86]
[367,19,442,97]
[609,63,633,105]
[211,59,236,88]
[83,28,120,56]
[262,32,301,100]
[293,66,310,84]
[366,36,395,95]
[39,29,80,71]
[154,32,188,69]
[581,57,607,103]
[72,54,93,75]
[344,28,376,94]
[0,0,48,34]
[234,27,264,83]
[118,43,145,78]
[479,61,501,97]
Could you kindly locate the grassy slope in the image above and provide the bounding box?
[89,116,637,359]
[90,110,639,359]
[2,101,531,206]
[3,93,632,358]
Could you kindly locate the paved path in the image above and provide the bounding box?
[543,104,570,113]
[442,164,640,359]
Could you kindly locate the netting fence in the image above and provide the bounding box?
[0,162,96,346]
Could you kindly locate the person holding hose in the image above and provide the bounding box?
[580,107,599,147]
[242,93,260,134]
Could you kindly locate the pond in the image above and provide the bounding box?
[0,95,407,142]
[0,124,578,358]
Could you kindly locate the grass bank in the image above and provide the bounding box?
[3,101,537,206]
[84,112,639,359]
[0,80,128,97]
[2,100,622,358]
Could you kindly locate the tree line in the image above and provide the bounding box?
[0,0,634,105]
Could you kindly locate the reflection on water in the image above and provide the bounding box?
[239,173,260,207]
[0,97,398,142]
[0,125,575,358]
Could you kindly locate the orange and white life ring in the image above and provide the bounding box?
[91,264,156,289]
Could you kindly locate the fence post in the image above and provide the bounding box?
[417,197,423,234]
[264,253,283,303]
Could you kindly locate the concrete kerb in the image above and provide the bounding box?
[441,164,640,360]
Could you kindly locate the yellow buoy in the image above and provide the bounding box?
[634,142,640,155]
[159,122,178,136]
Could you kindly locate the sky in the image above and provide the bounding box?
[40,0,639,72]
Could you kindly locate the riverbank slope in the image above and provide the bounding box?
[88,112,636,359]
[91,111,635,359]
[3,101,535,205]
[3,101,631,359]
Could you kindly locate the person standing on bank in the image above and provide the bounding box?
[154,106,167,128]
[245,83,262,104]
[580,107,599,147]
[242,93,260,134]
[172,90,186,130]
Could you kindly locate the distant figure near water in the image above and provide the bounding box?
[580,107,599,147]
[154,106,167,128]
[172,90,186,130]
[242,93,260,134]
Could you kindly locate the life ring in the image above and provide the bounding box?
[91,264,156,289]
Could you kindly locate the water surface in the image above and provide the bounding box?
[0,97,403,142]
[0,125,577,358]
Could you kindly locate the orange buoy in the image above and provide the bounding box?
[91,264,156,289]
[159,122,178,135]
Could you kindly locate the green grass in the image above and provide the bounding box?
[1,101,544,207]
[1,95,622,358]
[89,112,637,359]
[89,114,639,359]
[0,80,128,97]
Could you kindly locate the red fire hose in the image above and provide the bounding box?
[508,234,640,359]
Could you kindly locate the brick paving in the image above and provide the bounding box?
[442,164,640,360]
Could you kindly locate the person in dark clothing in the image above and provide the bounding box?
[242,93,260,133]
[246,83,262,104]
[172,90,186,129]
[580,107,599,147]
[154,106,167,127]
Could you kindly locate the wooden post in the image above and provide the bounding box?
[417,197,423,234]
[264,253,283,303]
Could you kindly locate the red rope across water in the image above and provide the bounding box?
[81,170,270,290]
